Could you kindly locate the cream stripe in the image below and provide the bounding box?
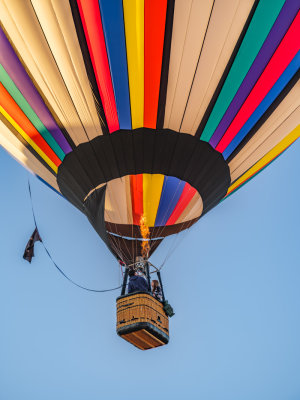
[164,0,214,131]
[105,177,131,224]
[163,0,192,129]
[105,175,132,225]
[31,0,102,140]
[1,0,88,145]
[83,177,133,225]
[182,197,203,223]
[176,190,203,224]
[124,175,133,225]
[181,0,255,135]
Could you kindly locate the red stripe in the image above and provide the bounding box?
[77,0,119,133]
[0,83,61,166]
[144,0,167,128]
[166,183,196,225]
[216,11,300,152]
[130,174,144,225]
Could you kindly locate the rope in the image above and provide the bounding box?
[27,178,122,293]
[158,214,200,271]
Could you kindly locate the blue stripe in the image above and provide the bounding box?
[36,175,62,197]
[155,177,185,226]
[98,0,131,129]
[223,51,300,159]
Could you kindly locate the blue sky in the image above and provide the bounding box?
[0,140,299,400]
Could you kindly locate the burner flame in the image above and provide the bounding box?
[140,214,150,259]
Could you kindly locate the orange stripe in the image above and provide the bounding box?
[0,83,61,166]
[130,174,144,225]
[144,0,167,128]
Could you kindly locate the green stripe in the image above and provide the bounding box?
[200,0,285,142]
[0,64,65,160]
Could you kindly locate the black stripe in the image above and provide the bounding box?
[156,0,175,129]
[68,0,109,135]
[194,0,260,138]
[57,128,230,215]
[227,69,300,163]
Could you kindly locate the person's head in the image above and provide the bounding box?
[137,266,145,275]
[128,268,136,277]
[151,280,159,290]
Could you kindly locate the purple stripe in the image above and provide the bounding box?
[209,0,299,148]
[0,27,72,153]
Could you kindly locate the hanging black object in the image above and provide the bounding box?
[23,228,42,263]
[26,178,121,292]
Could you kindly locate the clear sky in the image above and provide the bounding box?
[0,140,299,400]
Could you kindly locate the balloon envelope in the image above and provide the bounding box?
[0,0,299,263]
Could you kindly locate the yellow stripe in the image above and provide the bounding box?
[143,174,165,227]
[227,125,300,195]
[123,0,144,128]
[123,1,163,224]
[0,106,58,173]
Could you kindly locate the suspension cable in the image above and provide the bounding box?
[27,177,122,293]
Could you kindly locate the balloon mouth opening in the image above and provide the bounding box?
[57,128,230,263]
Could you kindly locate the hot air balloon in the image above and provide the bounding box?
[0,0,299,350]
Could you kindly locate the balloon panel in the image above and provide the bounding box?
[0,0,299,263]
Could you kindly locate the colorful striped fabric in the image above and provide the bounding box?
[0,0,299,263]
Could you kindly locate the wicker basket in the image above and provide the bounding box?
[116,292,169,350]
